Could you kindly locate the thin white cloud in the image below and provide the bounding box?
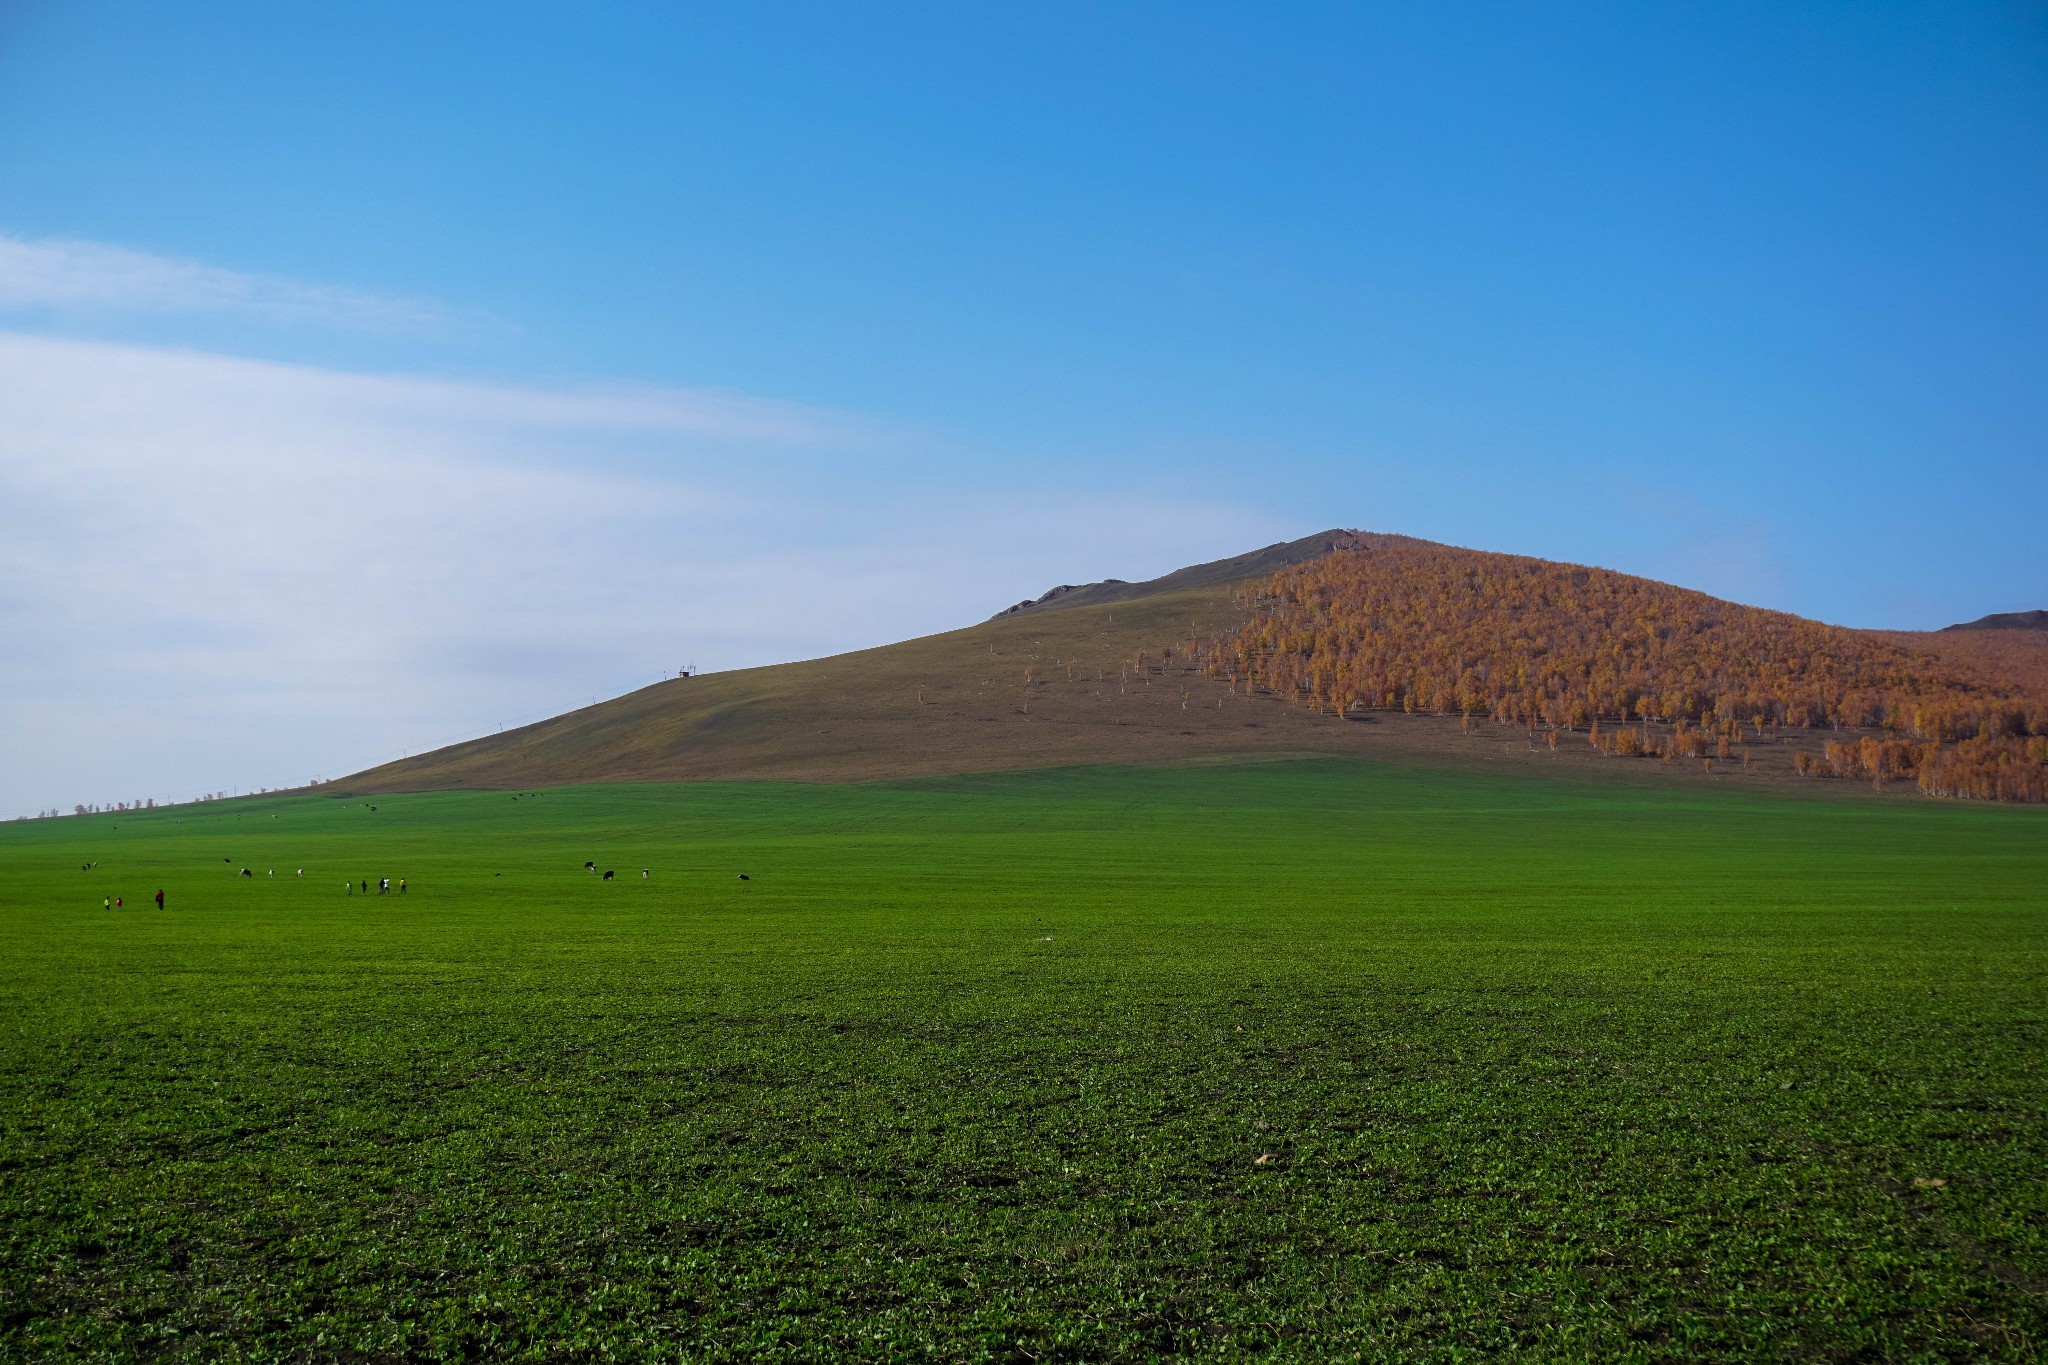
[0,331,1285,815]
[0,233,443,331]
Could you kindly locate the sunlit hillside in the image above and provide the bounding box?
[1205,536,2048,801]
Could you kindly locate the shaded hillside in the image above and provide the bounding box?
[1944,609,2048,632]
[331,531,2048,802]
[1206,539,2048,801]
[991,529,1371,617]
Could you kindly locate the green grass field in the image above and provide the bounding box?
[2,760,2043,1361]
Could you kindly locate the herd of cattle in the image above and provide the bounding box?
[583,861,750,882]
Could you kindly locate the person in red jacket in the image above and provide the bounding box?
[154,889,165,910]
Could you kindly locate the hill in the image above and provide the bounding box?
[332,531,2048,802]
[1945,609,2048,632]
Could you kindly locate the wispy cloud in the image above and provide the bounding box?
[0,233,443,332]
[0,331,1284,815]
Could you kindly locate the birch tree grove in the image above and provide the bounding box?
[1201,539,2048,801]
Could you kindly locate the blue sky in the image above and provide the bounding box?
[1,2,2044,813]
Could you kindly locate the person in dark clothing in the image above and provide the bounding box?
[154,889,164,910]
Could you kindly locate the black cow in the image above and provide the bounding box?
[736,873,750,881]
[602,870,615,881]
[584,860,597,872]
[240,868,252,878]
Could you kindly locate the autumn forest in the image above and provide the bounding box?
[1195,535,2048,802]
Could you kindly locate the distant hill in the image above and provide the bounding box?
[1943,609,2048,632]
[329,531,2048,803]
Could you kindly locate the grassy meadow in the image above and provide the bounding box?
[1,760,2043,1360]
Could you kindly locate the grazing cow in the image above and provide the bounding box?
[240,868,252,878]
[737,873,750,881]
[602,870,615,881]
[584,860,597,872]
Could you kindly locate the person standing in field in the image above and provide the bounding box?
[398,878,406,895]
[114,896,122,908]
[102,897,109,911]
[154,889,164,910]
